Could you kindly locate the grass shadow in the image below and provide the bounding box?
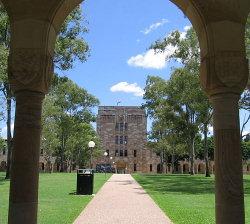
[0,172,9,185]
[134,174,215,195]
[135,174,250,196]
[244,178,250,195]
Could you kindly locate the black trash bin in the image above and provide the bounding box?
[77,169,94,195]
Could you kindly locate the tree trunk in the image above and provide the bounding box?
[60,134,65,172]
[5,84,12,180]
[160,150,164,173]
[60,151,64,172]
[171,153,175,174]
[190,137,195,175]
[204,123,211,177]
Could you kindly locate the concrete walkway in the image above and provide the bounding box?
[73,174,172,224]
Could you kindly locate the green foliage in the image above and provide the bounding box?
[144,26,213,173]
[196,137,215,160]
[241,139,250,161]
[0,4,90,78]
[0,136,6,153]
[0,5,10,87]
[0,4,90,91]
[41,76,100,170]
[0,5,92,172]
[54,7,90,70]
[152,27,200,72]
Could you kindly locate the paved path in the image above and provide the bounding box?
[74,174,172,224]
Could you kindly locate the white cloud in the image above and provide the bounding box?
[242,130,250,138]
[110,82,145,97]
[1,123,14,139]
[142,19,169,35]
[208,126,213,134]
[127,46,176,69]
[180,25,192,39]
[184,25,192,31]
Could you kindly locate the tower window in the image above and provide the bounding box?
[134,164,137,172]
[125,123,128,130]
[120,136,123,144]
[115,150,119,157]
[124,136,128,145]
[120,150,124,157]
[134,150,137,157]
[119,123,124,131]
[115,123,128,131]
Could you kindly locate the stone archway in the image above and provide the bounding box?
[183,163,189,174]
[0,161,6,171]
[198,163,205,174]
[116,161,127,174]
[0,1,250,223]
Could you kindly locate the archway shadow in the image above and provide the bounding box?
[0,172,9,185]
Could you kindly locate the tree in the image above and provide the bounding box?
[0,135,6,154]
[240,15,250,139]
[241,140,250,162]
[41,94,61,172]
[148,119,187,174]
[143,71,204,175]
[0,4,90,178]
[41,76,99,172]
[54,6,90,71]
[147,27,214,175]
[0,5,13,179]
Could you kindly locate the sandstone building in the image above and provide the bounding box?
[94,106,160,173]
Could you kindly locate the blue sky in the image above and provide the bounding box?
[1,0,249,137]
[61,0,190,107]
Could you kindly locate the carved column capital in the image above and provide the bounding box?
[8,48,53,94]
[200,51,249,97]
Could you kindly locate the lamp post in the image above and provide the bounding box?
[104,151,108,178]
[88,141,95,169]
[113,161,117,173]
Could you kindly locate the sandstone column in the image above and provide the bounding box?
[200,50,249,224]
[7,47,54,224]
[8,91,45,224]
[211,93,245,223]
[0,1,83,223]
[189,1,250,222]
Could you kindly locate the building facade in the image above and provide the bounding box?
[94,106,160,173]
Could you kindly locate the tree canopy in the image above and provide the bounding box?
[41,76,100,171]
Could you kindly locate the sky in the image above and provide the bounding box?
[1,0,249,137]
[60,0,190,107]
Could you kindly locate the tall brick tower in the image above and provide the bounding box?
[95,106,160,173]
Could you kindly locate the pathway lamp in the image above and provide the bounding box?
[88,141,95,169]
[104,151,109,178]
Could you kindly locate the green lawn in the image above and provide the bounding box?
[0,172,111,224]
[133,174,250,224]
